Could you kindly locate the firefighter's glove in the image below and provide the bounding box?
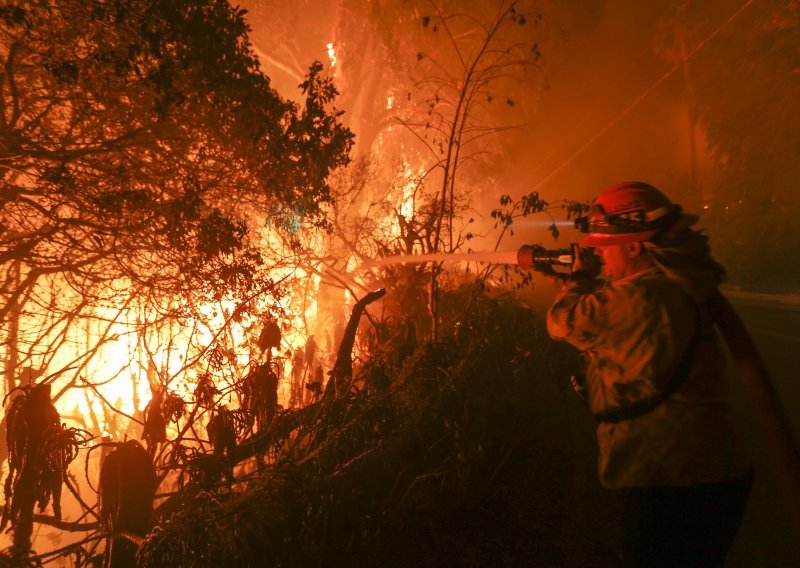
[569,243,601,281]
[569,374,588,404]
[532,261,561,279]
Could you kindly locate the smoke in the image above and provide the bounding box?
[496,1,725,207]
[240,0,797,287]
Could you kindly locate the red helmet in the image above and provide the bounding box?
[579,182,698,246]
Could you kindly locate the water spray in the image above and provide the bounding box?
[375,245,576,268]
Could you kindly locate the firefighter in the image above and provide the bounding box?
[521,182,752,566]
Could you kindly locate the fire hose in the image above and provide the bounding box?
[707,291,800,540]
[520,244,800,540]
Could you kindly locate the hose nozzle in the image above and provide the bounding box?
[517,245,574,268]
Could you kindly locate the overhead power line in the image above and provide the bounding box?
[523,0,756,194]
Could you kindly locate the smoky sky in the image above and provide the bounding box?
[240,0,778,248]
[501,1,726,197]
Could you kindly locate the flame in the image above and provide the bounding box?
[4,188,363,443]
[11,260,330,438]
[380,162,419,242]
[326,41,337,74]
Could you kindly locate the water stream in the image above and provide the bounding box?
[375,250,520,266]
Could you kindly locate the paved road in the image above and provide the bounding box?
[725,291,800,567]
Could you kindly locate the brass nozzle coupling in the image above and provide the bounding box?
[517,245,538,269]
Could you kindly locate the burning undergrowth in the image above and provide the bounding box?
[135,288,581,567]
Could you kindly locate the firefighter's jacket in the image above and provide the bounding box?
[547,267,750,489]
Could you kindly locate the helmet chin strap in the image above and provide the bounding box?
[616,246,655,279]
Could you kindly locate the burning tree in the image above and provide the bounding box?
[243,0,554,340]
[1,0,351,562]
[396,0,547,338]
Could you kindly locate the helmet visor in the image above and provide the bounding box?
[579,203,682,235]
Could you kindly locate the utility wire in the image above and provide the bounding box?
[523,0,756,193]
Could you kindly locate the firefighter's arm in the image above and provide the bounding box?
[546,279,609,351]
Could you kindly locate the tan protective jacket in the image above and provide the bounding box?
[547,267,750,489]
